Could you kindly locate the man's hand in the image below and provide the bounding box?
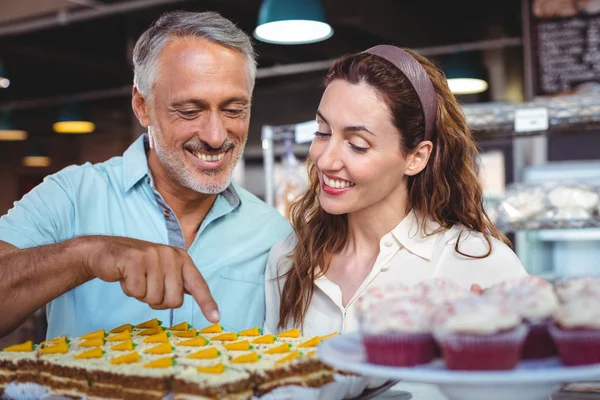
[79,236,220,322]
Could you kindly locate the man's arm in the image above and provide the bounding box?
[0,235,220,338]
[0,239,91,337]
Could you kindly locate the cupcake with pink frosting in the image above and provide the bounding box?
[432,297,528,370]
[357,279,472,367]
[359,295,436,367]
[484,276,558,359]
[550,293,600,366]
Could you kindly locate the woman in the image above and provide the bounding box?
[264,45,527,336]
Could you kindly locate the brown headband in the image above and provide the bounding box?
[363,45,438,141]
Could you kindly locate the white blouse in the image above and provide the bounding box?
[263,210,527,336]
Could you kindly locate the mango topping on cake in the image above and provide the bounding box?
[110,323,133,333]
[79,338,105,348]
[178,337,209,347]
[276,328,300,338]
[230,352,259,364]
[75,347,103,359]
[186,347,220,359]
[238,327,261,336]
[111,341,135,351]
[199,323,222,334]
[135,318,161,329]
[137,326,163,336]
[275,351,300,366]
[143,357,175,368]
[80,330,106,341]
[167,322,191,331]
[196,363,226,374]
[264,343,291,355]
[39,341,69,354]
[142,332,169,344]
[320,332,339,341]
[110,352,140,365]
[172,329,197,338]
[144,342,173,355]
[2,340,33,352]
[106,331,131,342]
[252,334,276,344]
[297,337,321,348]
[223,340,252,351]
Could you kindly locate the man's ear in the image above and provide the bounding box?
[404,140,433,176]
[132,87,151,128]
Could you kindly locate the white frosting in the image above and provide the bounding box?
[358,279,472,334]
[484,276,558,321]
[360,297,434,334]
[434,297,521,334]
[554,296,600,329]
[176,365,250,386]
[555,277,600,303]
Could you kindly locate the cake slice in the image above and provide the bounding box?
[172,365,253,400]
[0,341,38,390]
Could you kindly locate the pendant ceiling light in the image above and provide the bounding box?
[254,0,333,45]
[53,103,95,134]
[0,109,27,141]
[22,144,51,168]
[0,61,10,89]
[443,52,489,95]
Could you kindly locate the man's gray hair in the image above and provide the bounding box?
[133,10,257,99]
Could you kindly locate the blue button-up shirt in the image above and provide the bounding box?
[0,134,292,338]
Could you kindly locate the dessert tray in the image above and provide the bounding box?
[318,333,600,400]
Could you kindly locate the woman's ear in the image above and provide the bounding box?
[405,140,433,176]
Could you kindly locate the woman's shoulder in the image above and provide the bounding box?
[442,225,519,261]
[266,232,297,276]
[269,232,297,258]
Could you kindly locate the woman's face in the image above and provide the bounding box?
[310,79,414,216]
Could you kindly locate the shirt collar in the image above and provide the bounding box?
[123,133,151,191]
[391,209,441,261]
[122,133,241,209]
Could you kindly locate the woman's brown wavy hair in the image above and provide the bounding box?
[277,49,509,329]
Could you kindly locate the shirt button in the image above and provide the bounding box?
[163,210,171,218]
[146,177,151,184]
[384,239,394,247]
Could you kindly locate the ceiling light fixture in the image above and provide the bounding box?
[53,103,95,134]
[254,0,333,45]
[0,61,10,89]
[0,109,27,141]
[22,145,51,168]
[443,52,489,95]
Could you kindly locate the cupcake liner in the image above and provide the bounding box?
[522,320,557,359]
[433,324,528,370]
[362,332,435,367]
[548,324,600,366]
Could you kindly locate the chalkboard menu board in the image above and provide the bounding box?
[529,0,600,95]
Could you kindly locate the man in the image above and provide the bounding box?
[0,11,291,339]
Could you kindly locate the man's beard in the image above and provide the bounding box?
[150,125,245,194]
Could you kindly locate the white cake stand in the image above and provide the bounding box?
[318,333,600,400]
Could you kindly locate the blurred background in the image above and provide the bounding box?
[1,0,600,344]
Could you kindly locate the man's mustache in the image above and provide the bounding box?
[184,139,235,153]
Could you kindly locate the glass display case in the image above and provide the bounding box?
[513,161,600,278]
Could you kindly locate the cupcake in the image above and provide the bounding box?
[417,278,472,304]
[484,276,558,359]
[550,295,600,366]
[432,297,528,370]
[359,293,436,367]
[554,276,600,303]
